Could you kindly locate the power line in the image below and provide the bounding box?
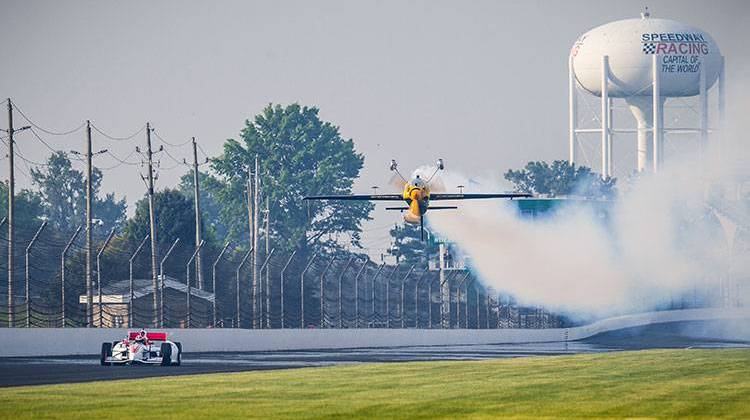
[196,142,210,160]
[152,129,192,147]
[12,153,33,182]
[90,122,145,142]
[156,160,185,171]
[159,145,190,169]
[28,128,62,154]
[98,150,141,170]
[11,140,52,167]
[105,149,140,165]
[11,101,86,136]
[13,152,49,168]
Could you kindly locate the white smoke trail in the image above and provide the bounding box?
[425,140,748,320]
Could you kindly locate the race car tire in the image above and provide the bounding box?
[175,342,182,366]
[100,342,112,366]
[160,343,172,366]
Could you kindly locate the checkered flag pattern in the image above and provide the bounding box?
[642,43,656,54]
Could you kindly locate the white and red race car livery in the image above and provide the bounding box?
[101,331,182,366]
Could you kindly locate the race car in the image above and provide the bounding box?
[100,330,182,366]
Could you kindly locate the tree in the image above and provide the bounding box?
[29,151,126,233]
[179,170,227,244]
[388,224,439,266]
[210,103,373,253]
[121,188,206,278]
[124,189,196,249]
[0,183,44,228]
[504,160,616,199]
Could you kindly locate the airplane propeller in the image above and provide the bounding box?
[389,173,407,190]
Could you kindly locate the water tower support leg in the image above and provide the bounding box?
[652,54,662,173]
[718,56,726,152]
[568,55,577,165]
[699,63,708,156]
[607,96,613,176]
[600,55,610,178]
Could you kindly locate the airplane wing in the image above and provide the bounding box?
[304,194,403,201]
[430,193,532,200]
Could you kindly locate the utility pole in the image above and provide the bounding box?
[252,154,260,328]
[5,99,29,327]
[85,120,94,327]
[245,168,254,324]
[6,99,14,327]
[246,169,253,245]
[191,137,203,290]
[264,195,270,328]
[145,123,159,327]
[68,121,106,327]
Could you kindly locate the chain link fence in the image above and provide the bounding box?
[3,223,738,329]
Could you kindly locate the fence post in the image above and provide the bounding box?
[370,263,385,328]
[400,265,415,329]
[476,283,480,329]
[259,248,275,329]
[96,227,115,328]
[386,264,400,328]
[159,238,180,328]
[61,226,82,328]
[484,290,491,330]
[211,242,231,327]
[279,250,296,329]
[439,271,454,329]
[353,259,367,328]
[186,240,205,328]
[415,269,429,328]
[235,247,254,328]
[337,256,354,328]
[465,278,472,328]
[128,234,149,328]
[25,221,47,327]
[300,254,317,328]
[235,248,253,328]
[319,257,336,328]
[429,276,434,328]
[463,273,471,328]
[456,272,469,328]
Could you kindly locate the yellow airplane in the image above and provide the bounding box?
[304,159,532,240]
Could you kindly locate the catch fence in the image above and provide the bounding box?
[0,223,593,330]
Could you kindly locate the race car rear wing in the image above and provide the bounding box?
[128,331,168,341]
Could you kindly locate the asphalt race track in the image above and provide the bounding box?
[0,342,601,387]
[1,322,747,387]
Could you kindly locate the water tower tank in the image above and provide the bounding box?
[568,11,723,174]
[572,16,722,97]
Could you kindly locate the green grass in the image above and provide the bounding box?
[1,349,749,419]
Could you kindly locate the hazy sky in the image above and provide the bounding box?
[1,0,748,254]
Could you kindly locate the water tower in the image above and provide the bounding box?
[569,9,725,176]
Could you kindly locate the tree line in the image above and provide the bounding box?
[2,100,615,322]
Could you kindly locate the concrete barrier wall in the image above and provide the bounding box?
[566,307,750,341]
[1,307,747,357]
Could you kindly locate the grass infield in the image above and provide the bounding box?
[1,349,749,418]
